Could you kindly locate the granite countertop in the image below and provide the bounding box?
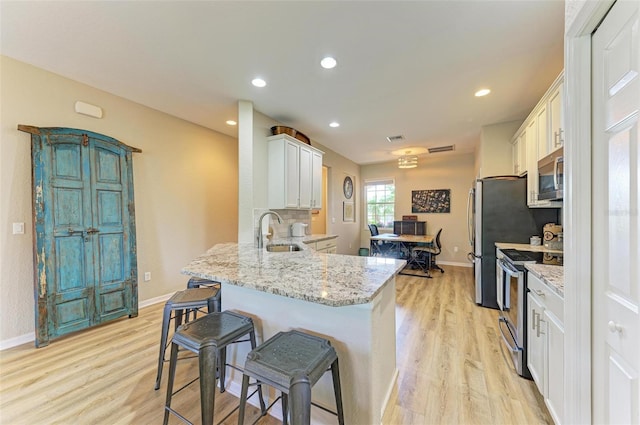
[525,264,564,297]
[182,242,405,307]
[495,242,563,255]
[299,234,338,244]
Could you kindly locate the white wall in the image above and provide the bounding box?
[312,141,362,255]
[360,153,476,265]
[476,120,522,178]
[0,56,239,345]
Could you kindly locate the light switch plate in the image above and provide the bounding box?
[12,222,25,234]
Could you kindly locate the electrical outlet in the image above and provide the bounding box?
[12,222,25,234]
[144,272,151,281]
[349,243,352,249]
[454,246,459,252]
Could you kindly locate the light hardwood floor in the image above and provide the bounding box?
[0,265,552,424]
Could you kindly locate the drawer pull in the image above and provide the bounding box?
[533,289,546,297]
[607,321,623,333]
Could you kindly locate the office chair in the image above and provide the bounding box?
[368,224,395,257]
[426,228,444,273]
[410,228,444,274]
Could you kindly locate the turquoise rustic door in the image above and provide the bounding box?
[20,125,141,347]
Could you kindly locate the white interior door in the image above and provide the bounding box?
[592,1,640,423]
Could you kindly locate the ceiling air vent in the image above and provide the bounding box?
[386,135,405,143]
[428,144,455,154]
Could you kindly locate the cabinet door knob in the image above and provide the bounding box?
[607,320,623,333]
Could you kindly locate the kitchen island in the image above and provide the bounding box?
[182,241,405,424]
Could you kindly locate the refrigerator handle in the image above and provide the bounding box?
[467,188,474,247]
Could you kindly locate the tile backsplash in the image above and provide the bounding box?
[253,209,311,239]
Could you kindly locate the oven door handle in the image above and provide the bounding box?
[498,317,522,353]
[497,258,520,278]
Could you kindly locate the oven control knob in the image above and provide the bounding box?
[607,321,623,333]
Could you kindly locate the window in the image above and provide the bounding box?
[365,179,395,230]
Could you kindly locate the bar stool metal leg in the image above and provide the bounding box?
[163,342,180,425]
[282,393,289,425]
[155,303,175,390]
[331,359,345,425]
[290,372,311,425]
[199,343,217,425]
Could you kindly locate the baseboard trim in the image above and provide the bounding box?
[1,292,176,351]
[0,332,35,351]
[437,260,472,268]
[380,368,399,422]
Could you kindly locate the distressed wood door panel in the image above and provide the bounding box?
[92,140,134,322]
[48,137,95,338]
[19,125,140,347]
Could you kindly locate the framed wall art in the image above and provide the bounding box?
[343,201,355,222]
[411,189,451,213]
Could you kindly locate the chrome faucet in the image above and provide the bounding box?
[257,211,282,248]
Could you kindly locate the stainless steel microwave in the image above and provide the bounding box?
[538,147,563,201]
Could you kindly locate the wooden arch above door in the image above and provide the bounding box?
[19,125,141,347]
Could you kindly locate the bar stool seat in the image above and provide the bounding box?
[185,277,222,321]
[164,311,265,425]
[154,287,221,390]
[238,330,345,425]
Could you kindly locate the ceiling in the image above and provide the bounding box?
[0,1,564,165]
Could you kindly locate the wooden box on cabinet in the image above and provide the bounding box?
[393,220,426,235]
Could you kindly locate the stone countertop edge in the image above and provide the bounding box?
[525,264,564,297]
[300,234,338,244]
[181,242,406,307]
[495,242,563,254]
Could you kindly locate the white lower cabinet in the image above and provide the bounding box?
[306,237,337,253]
[527,273,564,425]
[527,292,546,389]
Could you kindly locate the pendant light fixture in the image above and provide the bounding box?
[398,155,418,169]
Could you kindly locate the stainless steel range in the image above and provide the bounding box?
[496,249,562,378]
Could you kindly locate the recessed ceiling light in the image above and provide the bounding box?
[475,88,491,97]
[320,57,337,69]
[226,120,237,126]
[329,122,340,128]
[252,78,266,88]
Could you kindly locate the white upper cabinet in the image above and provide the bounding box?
[536,103,549,160]
[548,81,564,153]
[511,70,564,208]
[268,134,324,210]
[311,151,323,209]
[298,145,312,209]
[512,131,527,176]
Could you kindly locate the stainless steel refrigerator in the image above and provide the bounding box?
[466,176,558,309]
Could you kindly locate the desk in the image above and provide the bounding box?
[370,234,434,278]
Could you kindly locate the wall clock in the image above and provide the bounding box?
[343,176,353,199]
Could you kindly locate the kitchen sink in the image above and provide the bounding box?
[266,244,302,252]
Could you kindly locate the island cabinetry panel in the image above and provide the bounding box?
[527,272,564,424]
[268,134,323,210]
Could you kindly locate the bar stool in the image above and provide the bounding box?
[164,311,266,425]
[154,287,221,390]
[238,330,345,425]
[185,277,222,321]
